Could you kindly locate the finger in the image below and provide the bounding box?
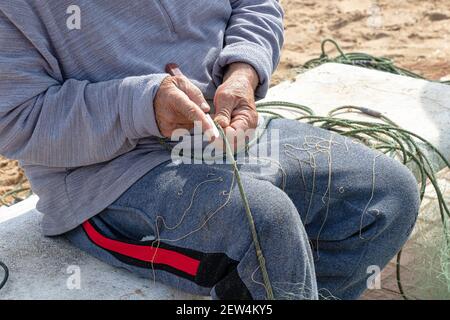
[222,120,254,154]
[230,117,249,134]
[156,111,179,124]
[213,94,234,128]
[230,106,258,132]
[176,76,210,113]
[214,112,231,129]
[172,89,213,133]
[174,122,194,131]
[168,117,195,125]
[159,108,205,126]
[159,121,194,138]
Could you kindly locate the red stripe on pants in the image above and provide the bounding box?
[82,221,200,276]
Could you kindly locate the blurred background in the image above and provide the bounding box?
[273,0,450,84]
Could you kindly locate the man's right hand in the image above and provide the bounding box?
[154,75,213,138]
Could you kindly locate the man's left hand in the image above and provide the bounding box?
[214,63,260,138]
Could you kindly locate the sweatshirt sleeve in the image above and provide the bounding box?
[212,0,284,99]
[0,9,167,168]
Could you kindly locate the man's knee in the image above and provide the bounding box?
[244,180,304,239]
[376,156,420,235]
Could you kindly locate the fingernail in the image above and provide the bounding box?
[214,116,228,128]
[205,114,220,139]
[201,102,210,112]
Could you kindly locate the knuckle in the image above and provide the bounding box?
[186,107,199,121]
[173,75,189,89]
[179,104,196,120]
[173,75,185,83]
[161,76,173,86]
[219,88,233,99]
[218,108,231,118]
[188,87,203,101]
[193,90,204,100]
[160,76,177,91]
[250,114,258,128]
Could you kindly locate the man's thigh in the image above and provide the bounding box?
[242,118,411,240]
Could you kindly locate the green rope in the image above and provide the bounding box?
[256,101,450,300]
[158,96,449,300]
[216,124,275,300]
[158,124,276,300]
[303,39,449,85]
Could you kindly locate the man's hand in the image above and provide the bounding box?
[214,63,260,138]
[154,75,213,138]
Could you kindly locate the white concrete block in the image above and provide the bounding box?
[261,63,450,169]
[0,196,203,300]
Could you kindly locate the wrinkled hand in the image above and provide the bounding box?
[154,75,213,138]
[214,63,260,139]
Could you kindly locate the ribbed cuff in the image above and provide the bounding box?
[118,73,168,139]
[212,42,273,99]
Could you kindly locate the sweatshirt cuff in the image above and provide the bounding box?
[212,42,273,99]
[118,73,168,139]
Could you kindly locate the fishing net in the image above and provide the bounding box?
[253,39,450,299]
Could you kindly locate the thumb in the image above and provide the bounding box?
[214,102,233,128]
[213,85,236,128]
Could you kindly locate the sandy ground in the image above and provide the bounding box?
[1,0,449,205]
[273,0,450,84]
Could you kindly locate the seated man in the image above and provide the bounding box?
[0,1,419,300]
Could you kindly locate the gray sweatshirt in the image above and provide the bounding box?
[0,0,284,235]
